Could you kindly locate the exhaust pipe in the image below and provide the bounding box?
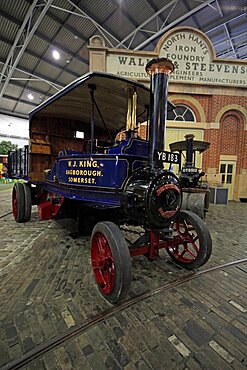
[146,58,174,167]
[185,134,195,166]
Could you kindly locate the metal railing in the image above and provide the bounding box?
[8,145,29,179]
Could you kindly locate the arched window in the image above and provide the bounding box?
[168,104,196,122]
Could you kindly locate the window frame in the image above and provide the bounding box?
[167,104,196,122]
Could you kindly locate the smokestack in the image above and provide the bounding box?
[145,58,174,166]
[185,134,195,166]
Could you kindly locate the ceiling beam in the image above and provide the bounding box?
[216,41,247,58]
[0,0,39,87]
[66,0,123,48]
[0,0,54,99]
[11,0,84,113]
[3,94,38,107]
[0,110,28,119]
[24,0,89,46]
[183,0,201,29]
[204,13,245,34]
[134,0,215,50]
[0,8,87,71]
[115,0,178,49]
[108,0,158,49]
[0,36,79,79]
[213,30,247,49]
[2,78,53,100]
[224,24,237,58]
[0,59,64,92]
[0,4,86,115]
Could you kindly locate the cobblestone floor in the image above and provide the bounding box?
[0,188,246,369]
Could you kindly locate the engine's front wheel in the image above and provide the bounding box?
[91,221,132,303]
[167,210,212,269]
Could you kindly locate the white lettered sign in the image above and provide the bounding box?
[159,29,246,87]
[106,54,152,80]
[106,27,247,87]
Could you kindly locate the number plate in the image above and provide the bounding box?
[182,167,198,173]
[154,150,181,165]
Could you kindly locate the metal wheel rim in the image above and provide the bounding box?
[169,219,199,263]
[91,231,116,294]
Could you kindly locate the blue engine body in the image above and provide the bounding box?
[8,71,182,228]
[44,138,149,208]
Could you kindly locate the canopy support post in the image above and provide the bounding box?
[89,84,96,153]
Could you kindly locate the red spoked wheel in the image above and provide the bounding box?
[91,231,115,294]
[12,183,25,222]
[91,221,132,303]
[167,210,212,269]
[12,183,32,222]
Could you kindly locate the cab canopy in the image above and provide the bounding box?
[28,72,172,181]
[29,72,151,138]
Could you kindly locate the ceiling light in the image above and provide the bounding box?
[27,92,34,100]
[66,55,71,64]
[52,50,60,60]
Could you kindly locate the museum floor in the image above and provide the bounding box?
[0,187,246,370]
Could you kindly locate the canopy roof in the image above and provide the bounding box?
[169,140,210,153]
[29,71,173,133]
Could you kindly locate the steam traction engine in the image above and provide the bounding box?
[170,134,210,220]
[9,58,212,303]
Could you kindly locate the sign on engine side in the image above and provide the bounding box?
[154,150,181,165]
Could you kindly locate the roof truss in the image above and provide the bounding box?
[0,0,54,99]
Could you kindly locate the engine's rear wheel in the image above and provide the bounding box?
[91,221,132,303]
[167,210,212,269]
[12,183,25,222]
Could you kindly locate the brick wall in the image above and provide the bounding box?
[137,92,247,178]
[202,129,220,170]
[172,94,247,173]
[211,95,247,121]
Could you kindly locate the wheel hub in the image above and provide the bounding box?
[170,221,199,263]
[91,232,115,294]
